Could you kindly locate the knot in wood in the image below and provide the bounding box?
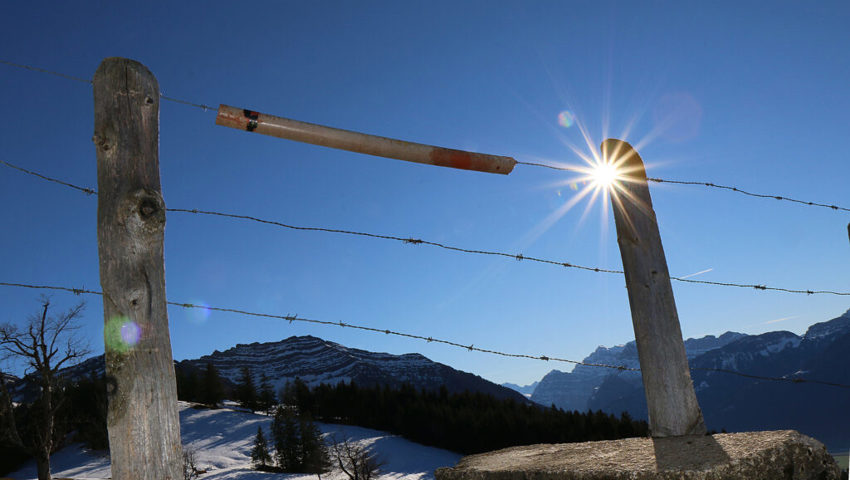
[92,134,113,152]
[119,189,165,239]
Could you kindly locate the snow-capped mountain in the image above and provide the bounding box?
[9,336,527,405]
[580,308,850,452]
[176,335,527,402]
[803,308,850,343]
[530,331,745,410]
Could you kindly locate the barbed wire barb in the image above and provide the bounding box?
[159,93,217,113]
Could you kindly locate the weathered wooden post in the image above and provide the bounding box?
[603,138,706,437]
[94,58,182,479]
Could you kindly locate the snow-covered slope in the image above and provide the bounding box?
[8,402,462,480]
[803,308,850,342]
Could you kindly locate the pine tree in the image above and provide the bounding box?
[176,369,199,403]
[250,425,272,470]
[258,373,277,414]
[201,362,223,408]
[299,414,330,474]
[269,405,328,473]
[271,405,300,471]
[236,366,258,412]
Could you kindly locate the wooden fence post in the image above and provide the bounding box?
[94,57,182,479]
[603,138,706,437]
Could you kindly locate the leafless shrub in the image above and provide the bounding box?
[329,436,385,480]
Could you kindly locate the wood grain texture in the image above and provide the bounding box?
[94,57,182,479]
[603,138,706,437]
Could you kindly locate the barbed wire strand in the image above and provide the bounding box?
[2,281,848,389]
[166,207,624,275]
[646,177,849,213]
[0,160,97,195]
[0,59,215,113]
[0,59,93,85]
[689,367,850,389]
[4,58,848,213]
[0,281,623,370]
[515,160,573,172]
[159,94,216,113]
[3,159,849,297]
[515,160,849,213]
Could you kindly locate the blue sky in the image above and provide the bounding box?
[1,1,848,385]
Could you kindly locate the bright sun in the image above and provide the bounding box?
[591,161,620,189]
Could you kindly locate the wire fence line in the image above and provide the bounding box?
[0,59,93,85]
[645,177,850,213]
[3,159,849,297]
[0,59,216,113]
[4,58,849,214]
[4,59,850,383]
[0,160,97,195]
[2,281,849,389]
[515,160,849,213]
[0,281,630,371]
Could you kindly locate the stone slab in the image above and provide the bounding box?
[435,430,839,480]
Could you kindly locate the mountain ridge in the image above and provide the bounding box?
[528,308,850,451]
[530,330,746,409]
[177,335,528,402]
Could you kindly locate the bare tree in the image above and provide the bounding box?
[0,297,90,480]
[329,436,385,480]
[182,446,199,480]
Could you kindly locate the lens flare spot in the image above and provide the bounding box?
[188,300,212,324]
[121,321,141,346]
[105,316,141,354]
[557,110,575,128]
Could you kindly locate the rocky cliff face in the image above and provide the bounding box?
[175,335,528,402]
[530,332,745,411]
[582,309,850,451]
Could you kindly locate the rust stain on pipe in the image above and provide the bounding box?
[216,104,515,175]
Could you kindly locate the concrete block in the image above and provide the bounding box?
[435,430,839,480]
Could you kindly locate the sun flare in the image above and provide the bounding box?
[590,161,620,190]
[513,106,661,248]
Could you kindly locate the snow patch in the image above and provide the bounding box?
[8,402,462,480]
